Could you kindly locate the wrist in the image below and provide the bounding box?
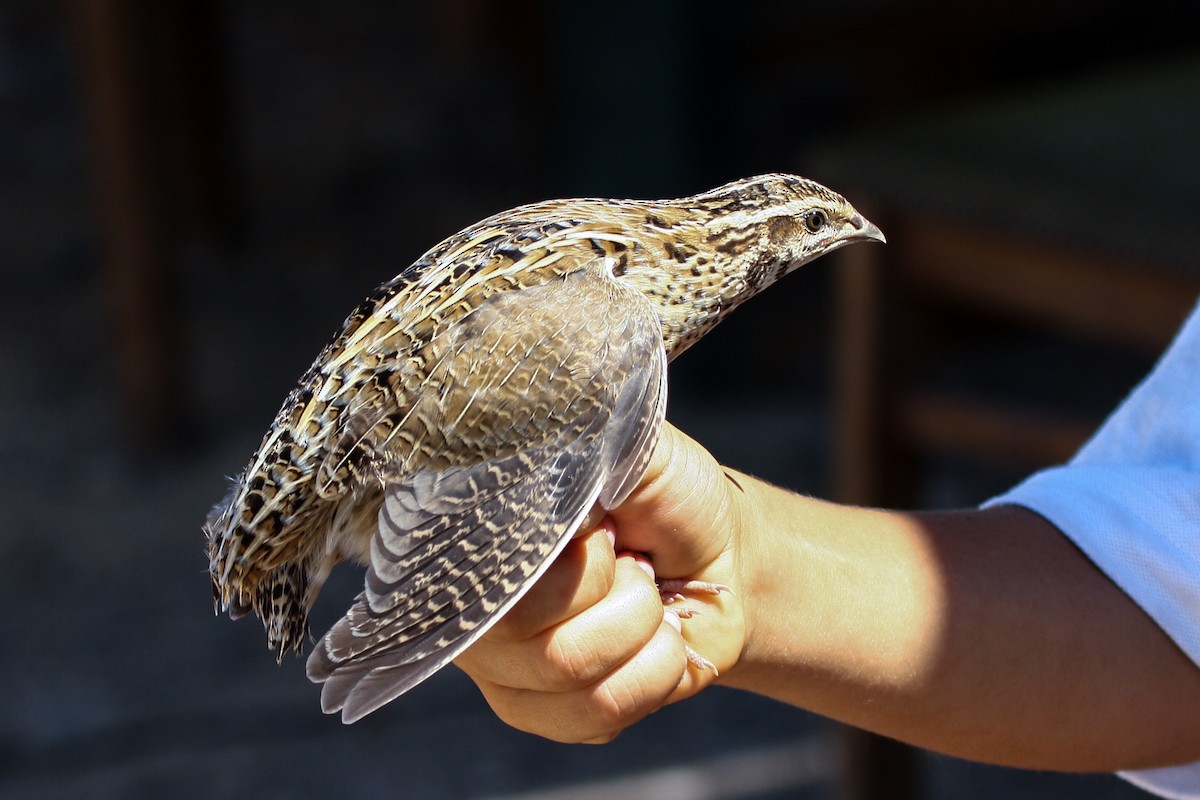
[720,473,811,687]
[721,488,943,711]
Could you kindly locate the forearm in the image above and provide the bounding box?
[724,479,1200,771]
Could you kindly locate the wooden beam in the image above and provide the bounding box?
[900,220,1199,352]
[899,392,1095,468]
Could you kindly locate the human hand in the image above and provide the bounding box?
[454,422,749,743]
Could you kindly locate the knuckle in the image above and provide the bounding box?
[543,629,605,689]
[587,676,648,732]
[628,575,665,617]
[540,580,662,690]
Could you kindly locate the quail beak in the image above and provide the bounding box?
[846,212,886,244]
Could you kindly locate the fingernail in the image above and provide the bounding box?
[662,608,683,633]
[631,553,656,581]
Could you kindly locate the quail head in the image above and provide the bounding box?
[205,173,885,722]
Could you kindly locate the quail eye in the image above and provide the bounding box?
[802,209,828,233]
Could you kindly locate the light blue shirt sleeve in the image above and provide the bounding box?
[984,300,1200,799]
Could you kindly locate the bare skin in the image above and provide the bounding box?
[454,423,1200,771]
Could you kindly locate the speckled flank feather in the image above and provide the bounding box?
[204,173,884,721]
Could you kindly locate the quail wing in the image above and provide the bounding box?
[307,259,668,722]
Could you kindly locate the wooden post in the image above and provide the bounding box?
[831,229,921,800]
[74,0,184,448]
[72,0,234,448]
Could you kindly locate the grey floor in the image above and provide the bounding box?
[0,3,1165,798]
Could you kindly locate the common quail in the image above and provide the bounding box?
[205,173,884,722]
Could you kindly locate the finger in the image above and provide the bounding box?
[610,423,737,577]
[457,553,663,692]
[479,615,688,744]
[484,522,616,644]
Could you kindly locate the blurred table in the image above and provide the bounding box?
[809,54,1200,800]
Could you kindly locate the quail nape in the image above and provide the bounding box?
[205,173,885,723]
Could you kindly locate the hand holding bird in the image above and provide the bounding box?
[454,422,749,743]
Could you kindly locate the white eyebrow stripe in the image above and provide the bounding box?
[711,199,822,231]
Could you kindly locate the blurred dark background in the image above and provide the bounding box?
[3,1,1199,798]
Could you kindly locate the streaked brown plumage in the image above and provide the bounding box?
[205,173,884,722]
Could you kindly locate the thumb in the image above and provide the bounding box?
[609,422,740,578]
